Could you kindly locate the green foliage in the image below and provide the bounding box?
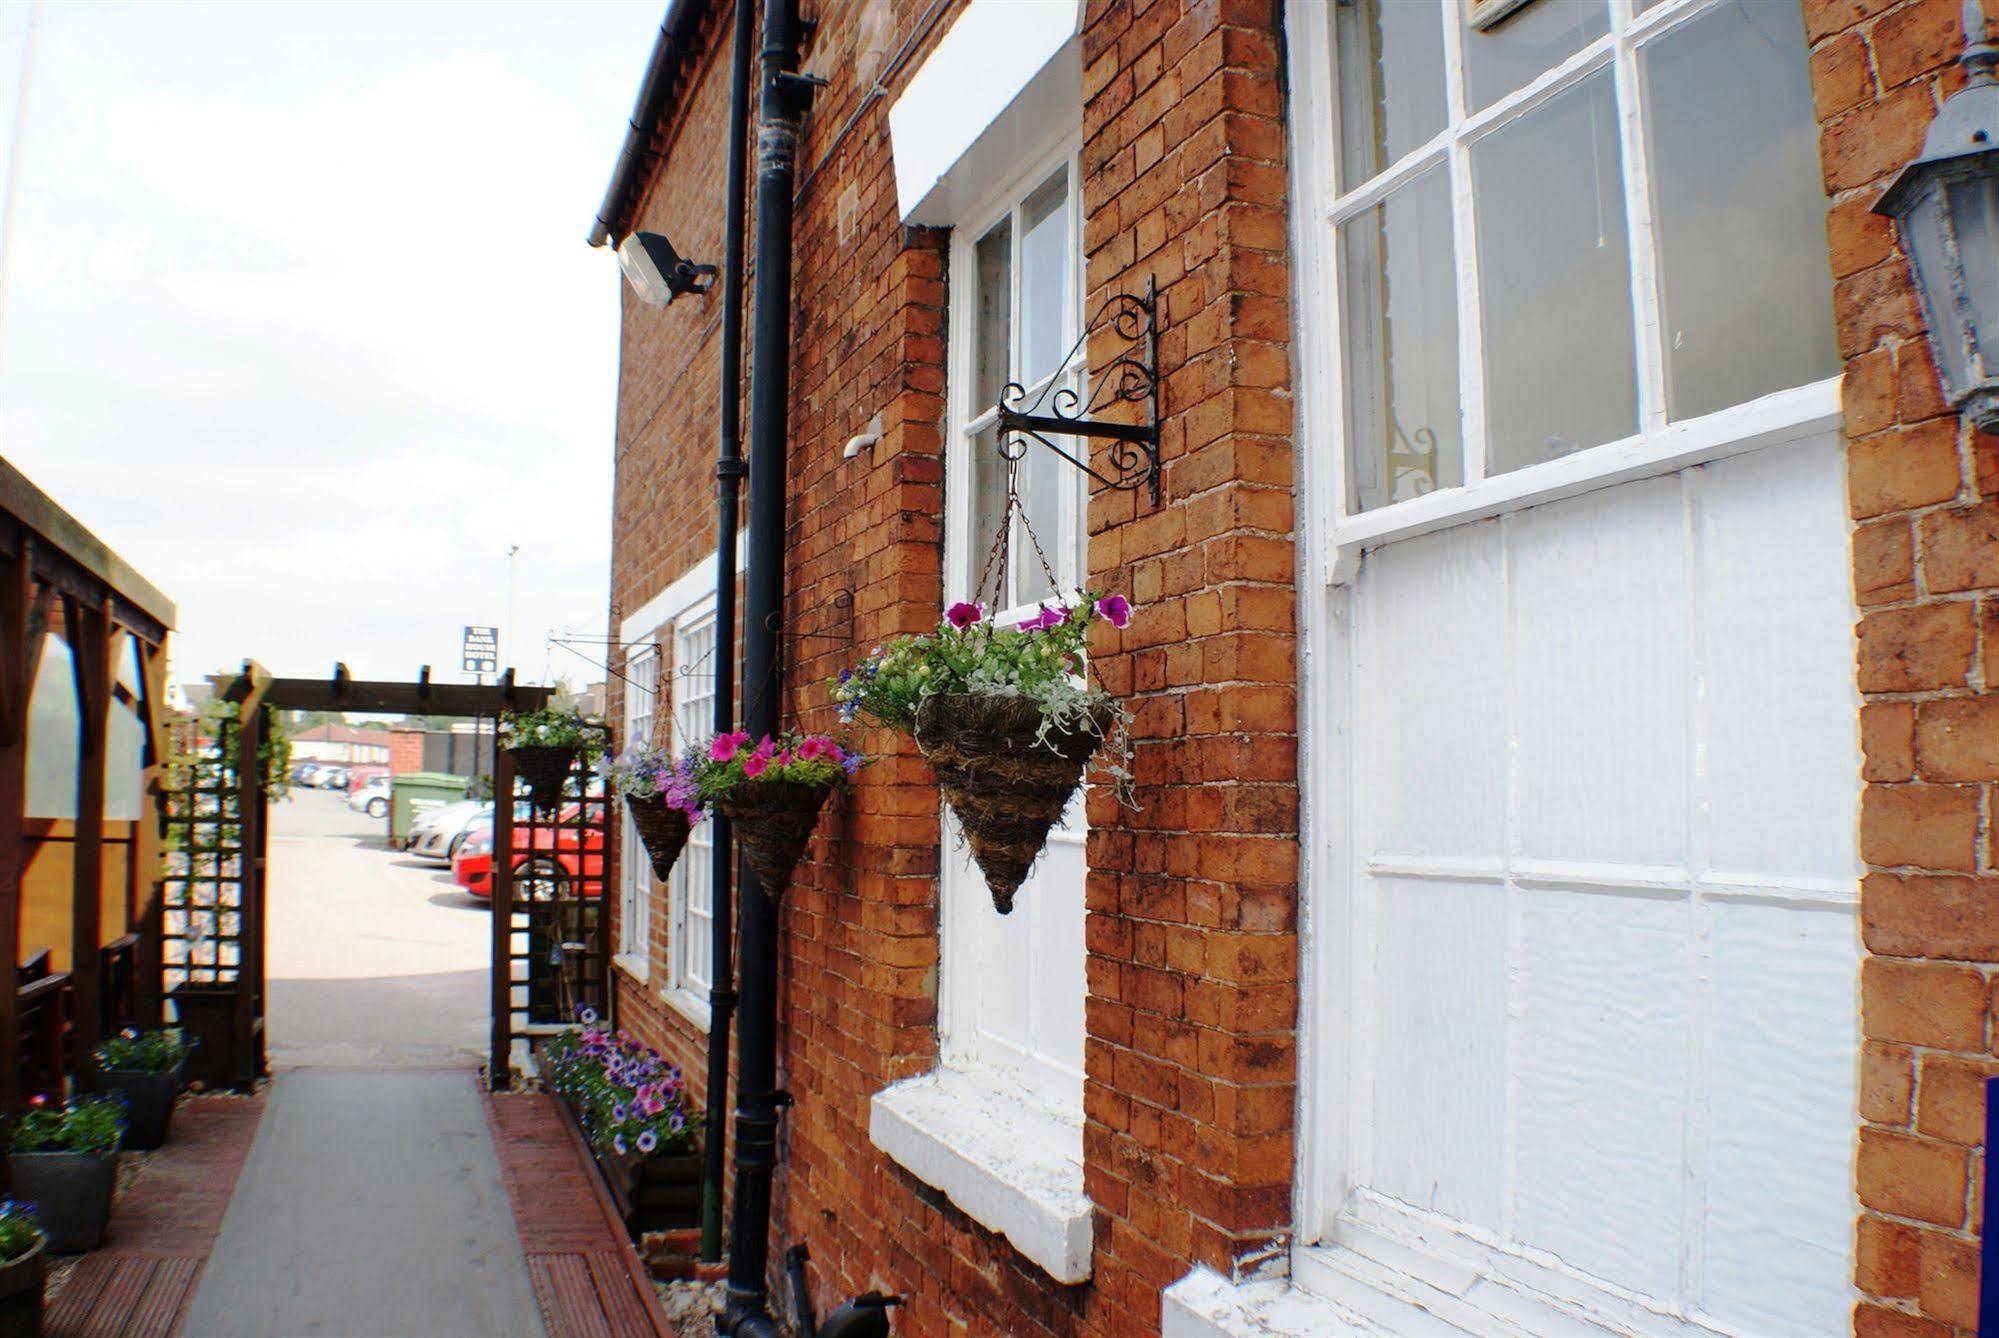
[0,1201,41,1263]
[499,707,607,761]
[94,1027,190,1074]
[6,1096,125,1155]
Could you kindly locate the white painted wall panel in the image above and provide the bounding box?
[1510,479,1690,866]
[1359,523,1506,859]
[1697,438,1861,881]
[1366,876,1507,1229]
[1512,886,1691,1299]
[1700,899,1859,1338]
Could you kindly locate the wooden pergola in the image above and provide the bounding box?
[0,458,176,1111]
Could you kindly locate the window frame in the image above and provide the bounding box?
[666,595,719,1023]
[616,639,661,978]
[939,129,1091,1101]
[1306,0,1843,580]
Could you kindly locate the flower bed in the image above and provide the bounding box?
[539,1015,701,1236]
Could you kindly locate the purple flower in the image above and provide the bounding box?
[637,1129,658,1154]
[946,601,984,629]
[841,753,862,776]
[577,1006,598,1025]
[1095,594,1131,629]
[668,1110,685,1133]
[1016,604,1069,633]
[610,1104,628,1123]
[612,1133,628,1155]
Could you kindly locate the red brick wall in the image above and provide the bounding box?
[602,0,1300,1332]
[1808,1,1998,1332]
[388,729,424,776]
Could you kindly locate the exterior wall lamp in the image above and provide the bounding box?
[1876,0,1999,430]
[616,231,718,307]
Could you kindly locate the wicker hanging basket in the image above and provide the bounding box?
[718,780,832,899]
[914,692,1110,914]
[624,793,693,882]
[510,744,577,814]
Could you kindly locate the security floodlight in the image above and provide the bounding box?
[615,231,717,307]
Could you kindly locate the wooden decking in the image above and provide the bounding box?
[46,1095,265,1338]
[484,1091,674,1338]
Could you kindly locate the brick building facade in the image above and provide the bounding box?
[590,0,1998,1333]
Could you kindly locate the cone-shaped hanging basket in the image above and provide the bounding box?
[915,692,1109,914]
[718,779,832,899]
[510,744,578,814]
[624,793,693,882]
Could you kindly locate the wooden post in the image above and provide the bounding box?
[132,638,168,1028]
[232,702,262,1089]
[66,596,111,1064]
[490,745,515,1091]
[0,543,50,1112]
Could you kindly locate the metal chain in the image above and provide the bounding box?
[974,453,1062,612]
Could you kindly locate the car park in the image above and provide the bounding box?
[346,777,391,819]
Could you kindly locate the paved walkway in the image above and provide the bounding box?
[179,1070,543,1338]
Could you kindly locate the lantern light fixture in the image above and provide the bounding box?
[615,231,718,307]
[1875,0,1999,431]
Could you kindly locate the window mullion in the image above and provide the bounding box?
[1441,0,1488,488]
[1611,0,1669,434]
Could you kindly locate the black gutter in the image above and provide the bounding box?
[724,0,815,1329]
[698,0,754,1268]
[586,0,707,248]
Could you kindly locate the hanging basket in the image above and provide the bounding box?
[915,692,1109,914]
[624,793,693,882]
[719,780,832,899]
[510,744,578,813]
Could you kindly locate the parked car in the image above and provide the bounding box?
[451,800,606,900]
[406,800,494,861]
[344,765,389,793]
[311,765,350,791]
[291,762,322,788]
[347,777,392,819]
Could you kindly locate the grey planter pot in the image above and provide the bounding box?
[5,1152,117,1253]
[88,1065,183,1151]
[0,1235,45,1338]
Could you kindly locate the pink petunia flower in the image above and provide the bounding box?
[710,731,751,762]
[1095,594,1132,628]
[946,601,984,629]
[797,736,833,762]
[744,753,769,779]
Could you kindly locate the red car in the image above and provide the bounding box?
[451,800,606,900]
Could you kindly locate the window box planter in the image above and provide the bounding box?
[168,985,241,1091]
[0,1234,45,1338]
[5,1153,116,1253]
[87,1063,183,1151]
[547,1085,702,1237]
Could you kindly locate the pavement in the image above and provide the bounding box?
[180,788,546,1338]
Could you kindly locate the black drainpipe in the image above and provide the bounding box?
[725,0,815,1330]
[700,0,755,1268]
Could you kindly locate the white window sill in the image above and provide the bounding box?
[869,1065,1092,1284]
[613,952,649,985]
[659,985,711,1033]
[1163,1267,1385,1338]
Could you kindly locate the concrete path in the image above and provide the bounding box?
[179,1070,544,1338]
[177,789,544,1336]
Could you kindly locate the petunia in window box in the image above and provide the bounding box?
[691,731,860,898]
[835,594,1134,913]
[3,1097,125,1253]
[539,1016,702,1235]
[499,708,608,813]
[87,1028,190,1151]
[600,743,703,882]
[0,1200,47,1337]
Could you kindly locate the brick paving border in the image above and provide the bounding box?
[483,1090,674,1337]
[46,1095,267,1338]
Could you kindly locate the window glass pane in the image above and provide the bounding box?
[1474,69,1636,474]
[974,218,1012,406]
[1019,172,1070,387]
[1645,1,1837,421]
[1461,0,1608,113]
[1335,0,1448,189]
[1016,443,1063,608]
[26,636,77,820]
[970,422,1009,603]
[1342,166,1462,512]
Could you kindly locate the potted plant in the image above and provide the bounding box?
[540,1013,701,1234]
[4,1097,125,1252]
[88,1028,190,1150]
[499,708,607,813]
[692,732,860,897]
[0,1200,46,1337]
[600,743,703,881]
[834,594,1134,913]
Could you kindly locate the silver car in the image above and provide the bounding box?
[407,801,491,861]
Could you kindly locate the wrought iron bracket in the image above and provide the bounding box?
[994,276,1162,507]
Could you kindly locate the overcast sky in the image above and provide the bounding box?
[0,0,661,692]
